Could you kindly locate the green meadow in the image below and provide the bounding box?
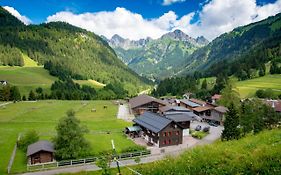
[0,100,135,174]
[0,66,57,96]
[235,74,281,98]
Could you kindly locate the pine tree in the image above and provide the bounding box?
[53,110,91,160]
[10,86,21,101]
[28,90,36,101]
[221,103,240,141]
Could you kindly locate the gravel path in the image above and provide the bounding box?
[117,104,134,122]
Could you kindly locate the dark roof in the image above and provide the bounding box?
[126,126,142,132]
[165,112,197,122]
[27,140,54,157]
[129,94,167,109]
[180,99,200,108]
[133,111,172,133]
[159,105,191,113]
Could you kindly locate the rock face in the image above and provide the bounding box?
[106,30,209,80]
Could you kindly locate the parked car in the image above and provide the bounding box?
[208,121,218,127]
[195,125,202,131]
[203,126,210,132]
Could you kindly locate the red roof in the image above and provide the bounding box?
[265,100,281,112]
[212,94,222,100]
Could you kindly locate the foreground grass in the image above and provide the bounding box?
[59,129,281,175]
[236,74,281,98]
[0,100,135,174]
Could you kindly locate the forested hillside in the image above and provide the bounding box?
[180,13,281,79]
[0,7,150,94]
[107,30,208,80]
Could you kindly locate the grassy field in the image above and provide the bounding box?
[60,129,281,175]
[235,74,281,98]
[0,66,57,96]
[74,79,105,89]
[0,100,135,174]
[22,54,39,67]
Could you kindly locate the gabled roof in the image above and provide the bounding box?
[159,105,191,113]
[264,100,281,112]
[129,94,167,109]
[212,94,222,100]
[180,99,200,108]
[214,106,228,113]
[27,140,54,157]
[189,98,206,106]
[193,106,213,112]
[133,112,172,133]
[165,112,197,122]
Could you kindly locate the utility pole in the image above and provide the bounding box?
[111,139,121,175]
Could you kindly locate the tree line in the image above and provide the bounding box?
[0,78,129,102]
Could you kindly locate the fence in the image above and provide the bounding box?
[27,150,151,171]
[7,133,21,174]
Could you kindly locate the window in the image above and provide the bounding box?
[175,131,179,135]
[163,140,166,145]
[169,131,172,136]
[163,132,166,137]
[168,139,172,144]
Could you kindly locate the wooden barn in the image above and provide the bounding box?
[129,94,167,115]
[27,140,55,165]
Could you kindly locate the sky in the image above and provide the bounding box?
[1,0,281,40]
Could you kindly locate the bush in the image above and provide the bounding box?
[120,145,146,153]
[18,130,39,151]
[191,131,208,139]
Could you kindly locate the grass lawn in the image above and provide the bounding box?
[235,74,281,98]
[74,79,105,89]
[0,66,57,96]
[0,100,135,174]
[22,54,39,67]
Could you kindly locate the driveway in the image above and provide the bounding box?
[117,104,134,122]
[191,121,224,145]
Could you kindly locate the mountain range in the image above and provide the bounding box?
[104,30,209,80]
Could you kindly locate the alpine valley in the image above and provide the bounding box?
[104,30,209,80]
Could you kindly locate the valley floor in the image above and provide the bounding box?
[0,100,135,174]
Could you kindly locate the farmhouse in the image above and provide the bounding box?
[180,99,200,110]
[264,100,281,113]
[27,140,55,165]
[133,112,183,147]
[179,97,227,125]
[129,94,167,115]
[211,94,222,104]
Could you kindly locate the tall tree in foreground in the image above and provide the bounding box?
[222,103,240,141]
[53,109,91,160]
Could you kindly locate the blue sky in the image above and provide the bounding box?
[1,0,280,40]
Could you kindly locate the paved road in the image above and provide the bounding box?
[20,121,223,175]
[117,104,134,122]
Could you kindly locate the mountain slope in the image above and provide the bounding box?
[180,13,281,76]
[107,30,208,80]
[0,7,149,94]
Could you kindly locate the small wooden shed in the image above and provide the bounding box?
[26,140,55,165]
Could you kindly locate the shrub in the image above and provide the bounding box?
[191,131,207,139]
[18,130,39,151]
[120,145,146,153]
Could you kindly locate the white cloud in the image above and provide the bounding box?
[46,0,281,41]
[3,6,31,25]
[181,0,281,40]
[162,0,186,6]
[47,7,171,40]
